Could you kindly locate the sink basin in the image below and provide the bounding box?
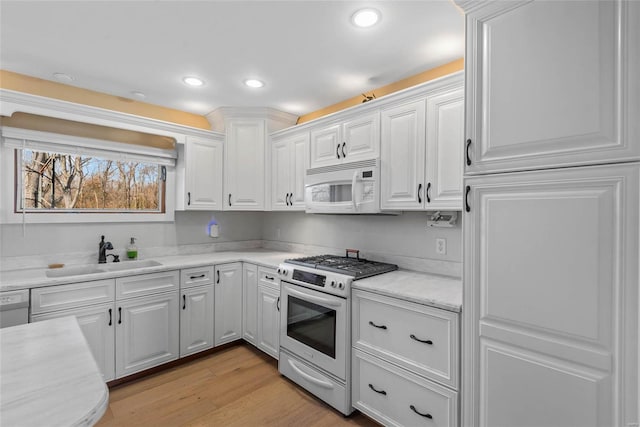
[45,260,162,278]
[45,265,104,278]
[99,259,163,271]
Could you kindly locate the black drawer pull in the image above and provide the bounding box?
[187,192,191,206]
[418,183,423,204]
[108,308,112,326]
[410,404,433,419]
[228,193,232,206]
[465,185,471,213]
[426,182,431,203]
[189,274,206,280]
[336,144,341,159]
[277,296,280,312]
[368,384,387,395]
[410,334,433,345]
[369,321,387,330]
[265,276,275,280]
[118,307,122,325]
[466,138,472,166]
[216,270,220,284]
[342,142,346,158]
[183,295,186,310]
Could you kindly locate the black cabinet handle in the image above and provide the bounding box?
[418,183,423,204]
[183,295,186,310]
[465,185,471,212]
[285,193,289,206]
[228,194,232,206]
[410,334,433,345]
[108,308,112,326]
[336,144,341,159]
[277,296,281,312]
[410,405,433,420]
[190,274,206,280]
[118,307,122,325]
[368,384,387,395]
[216,270,220,284]
[369,320,387,330]
[426,182,431,203]
[342,142,346,158]
[265,276,275,280]
[289,193,293,205]
[187,192,191,206]
[466,138,472,166]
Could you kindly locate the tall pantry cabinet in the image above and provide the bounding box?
[456,1,640,426]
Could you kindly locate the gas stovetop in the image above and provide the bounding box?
[284,253,398,280]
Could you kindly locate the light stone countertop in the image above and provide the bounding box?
[353,269,462,312]
[0,316,109,426]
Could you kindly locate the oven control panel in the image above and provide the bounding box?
[277,264,351,298]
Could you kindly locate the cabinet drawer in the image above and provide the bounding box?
[353,348,458,427]
[353,289,459,389]
[258,266,279,289]
[116,271,179,300]
[180,266,214,289]
[31,279,115,315]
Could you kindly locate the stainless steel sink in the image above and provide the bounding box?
[45,260,162,277]
[99,260,162,271]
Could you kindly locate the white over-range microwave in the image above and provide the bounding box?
[304,158,382,214]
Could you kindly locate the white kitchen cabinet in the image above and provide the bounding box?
[115,291,179,378]
[462,164,639,427]
[257,267,280,359]
[425,87,464,210]
[224,118,266,210]
[270,131,308,210]
[462,0,640,175]
[180,285,214,357]
[380,99,426,210]
[214,262,243,345]
[32,303,116,382]
[183,135,224,210]
[242,263,258,344]
[309,113,379,169]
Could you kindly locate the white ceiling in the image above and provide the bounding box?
[0,1,464,117]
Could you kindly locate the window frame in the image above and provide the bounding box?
[1,127,176,224]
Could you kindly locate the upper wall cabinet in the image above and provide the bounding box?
[183,135,224,210]
[270,131,309,211]
[224,119,266,210]
[464,0,640,174]
[309,112,379,169]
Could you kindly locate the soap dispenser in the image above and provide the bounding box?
[126,237,138,260]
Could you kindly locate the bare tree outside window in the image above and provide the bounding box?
[18,149,163,212]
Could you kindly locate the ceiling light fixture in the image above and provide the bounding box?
[351,8,380,28]
[244,79,264,88]
[182,76,204,87]
[53,72,74,82]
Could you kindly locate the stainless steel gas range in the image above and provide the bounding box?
[277,251,398,415]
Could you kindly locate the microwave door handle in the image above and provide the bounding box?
[287,287,343,308]
[352,171,358,211]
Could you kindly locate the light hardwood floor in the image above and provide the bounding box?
[96,344,380,427]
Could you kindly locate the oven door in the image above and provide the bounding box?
[280,281,347,380]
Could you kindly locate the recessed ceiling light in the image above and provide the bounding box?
[131,91,146,99]
[182,76,204,87]
[351,8,380,28]
[53,72,74,82]
[244,79,264,88]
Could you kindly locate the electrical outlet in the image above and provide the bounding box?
[436,238,447,255]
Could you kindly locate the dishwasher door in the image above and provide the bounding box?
[0,289,29,328]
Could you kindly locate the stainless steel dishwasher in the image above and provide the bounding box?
[0,289,29,328]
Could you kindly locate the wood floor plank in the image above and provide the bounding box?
[96,343,379,427]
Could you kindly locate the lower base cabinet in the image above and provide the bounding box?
[214,262,243,346]
[180,285,214,357]
[257,283,279,359]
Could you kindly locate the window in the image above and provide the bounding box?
[1,126,176,223]
[18,149,165,213]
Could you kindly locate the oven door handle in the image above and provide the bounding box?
[287,287,343,308]
[351,171,358,212]
[288,358,335,389]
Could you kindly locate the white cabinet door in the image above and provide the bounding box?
[184,135,223,210]
[116,292,179,378]
[242,263,258,344]
[426,87,464,210]
[214,262,243,345]
[310,123,341,168]
[462,163,639,427]
[380,99,426,210]
[342,112,379,163]
[32,303,116,382]
[464,0,640,174]
[270,137,291,210]
[179,285,214,357]
[224,119,265,210]
[257,284,280,359]
[289,133,308,209]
